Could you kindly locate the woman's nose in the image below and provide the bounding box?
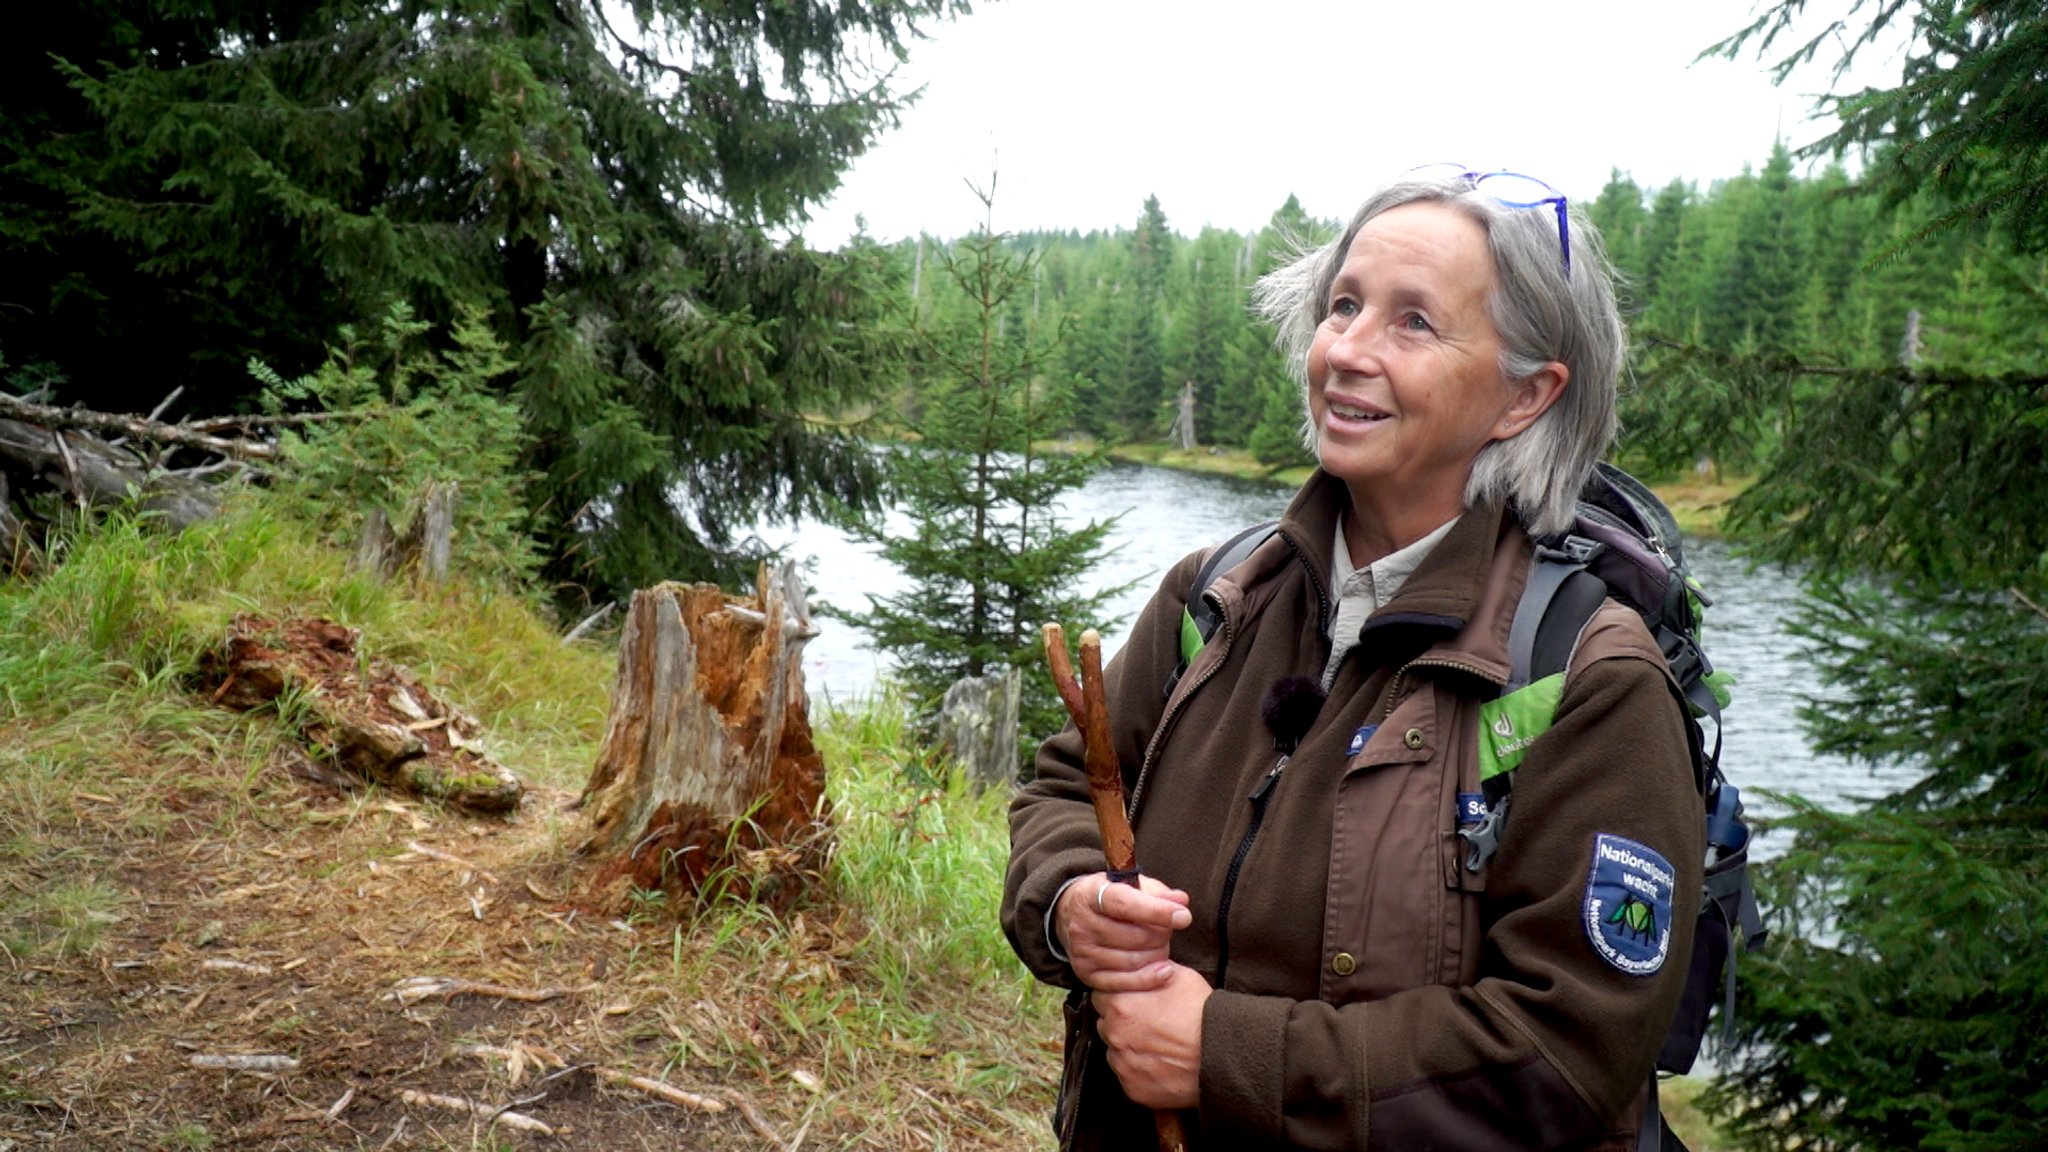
[1324,315,1382,375]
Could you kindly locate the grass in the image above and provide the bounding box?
[0,495,1059,1150]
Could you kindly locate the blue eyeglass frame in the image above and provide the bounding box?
[1409,164,1572,278]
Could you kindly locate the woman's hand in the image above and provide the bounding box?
[1056,872,1192,990]
[1094,963,1211,1110]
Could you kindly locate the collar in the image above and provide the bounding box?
[1330,515,1460,613]
[1276,472,1530,680]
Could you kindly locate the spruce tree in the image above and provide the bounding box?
[0,1,968,602]
[840,185,1119,755]
[1676,5,2048,1147]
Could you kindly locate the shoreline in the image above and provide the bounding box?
[1087,440,1742,538]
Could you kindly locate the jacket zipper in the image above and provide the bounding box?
[1213,749,1291,989]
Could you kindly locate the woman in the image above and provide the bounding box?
[1002,170,1703,1151]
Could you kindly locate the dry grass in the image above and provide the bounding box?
[0,504,1060,1151]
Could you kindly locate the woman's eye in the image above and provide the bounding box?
[1401,312,1434,333]
[1328,297,1358,318]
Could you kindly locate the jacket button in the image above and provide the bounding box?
[1403,727,1425,750]
[1331,952,1357,976]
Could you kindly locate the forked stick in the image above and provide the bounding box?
[1043,624,1136,876]
[1041,623,1188,1152]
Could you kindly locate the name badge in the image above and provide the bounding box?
[1456,792,1488,827]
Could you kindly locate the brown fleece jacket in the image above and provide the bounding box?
[1003,472,1703,1151]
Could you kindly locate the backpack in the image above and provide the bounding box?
[1172,462,1766,1079]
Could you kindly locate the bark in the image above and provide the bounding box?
[577,561,827,910]
[352,481,458,582]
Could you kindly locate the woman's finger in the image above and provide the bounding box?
[1074,958,1176,992]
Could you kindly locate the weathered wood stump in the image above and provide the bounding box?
[353,480,458,582]
[207,615,523,813]
[577,561,827,911]
[937,667,1021,790]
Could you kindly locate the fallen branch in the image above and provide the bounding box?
[452,1041,570,1084]
[562,601,616,644]
[50,428,85,509]
[189,1053,300,1073]
[601,1069,728,1114]
[183,411,353,433]
[0,392,280,461]
[403,841,498,884]
[2013,586,2048,623]
[381,976,581,1006]
[398,1089,554,1136]
[200,958,274,976]
[144,386,186,424]
[720,1088,785,1146]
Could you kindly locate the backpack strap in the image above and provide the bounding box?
[1166,520,1279,698]
[1460,547,1607,871]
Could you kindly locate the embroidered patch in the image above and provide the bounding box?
[1455,792,1487,827]
[1347,724,1378,756]
[1583,833,1675,976]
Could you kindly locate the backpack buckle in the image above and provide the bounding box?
[1535,535,1603,567]
[1458,794,1513,872]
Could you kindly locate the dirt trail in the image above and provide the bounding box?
[0,769,859,1150]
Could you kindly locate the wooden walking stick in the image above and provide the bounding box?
[1042,622,1190,1152]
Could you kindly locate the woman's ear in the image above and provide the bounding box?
[1491,361,1570,442]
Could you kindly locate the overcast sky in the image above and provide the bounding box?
[795,0,1901,248]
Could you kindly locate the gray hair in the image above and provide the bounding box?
[1252,175,1624,536]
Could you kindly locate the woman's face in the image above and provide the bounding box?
[1306,201,1533,525]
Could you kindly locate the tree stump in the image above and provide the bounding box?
[937,667,1021,790]
[577,561,827,911]
[353,480,458,582]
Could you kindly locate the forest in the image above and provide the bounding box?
[899,144,2047,477]
[1,1,2044,1150]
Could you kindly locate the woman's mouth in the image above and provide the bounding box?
[1327,399,1386,424]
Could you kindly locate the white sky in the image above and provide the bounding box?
[796,0,1902,248]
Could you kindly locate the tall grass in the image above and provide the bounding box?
[0,497,611,788]
[821,692,1030,987]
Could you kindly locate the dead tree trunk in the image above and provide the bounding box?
[206,615,524,813]
[576,561,828,911]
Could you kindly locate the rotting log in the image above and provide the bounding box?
[207,615,523,813]
[576,561,827,911]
